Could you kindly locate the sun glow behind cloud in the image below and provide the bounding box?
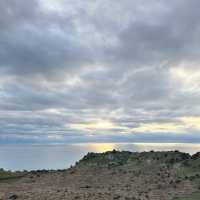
[68,116,200,136]
[132,122,185,134]
[132,117,200,134]
[85,143,115,153]
[170,64,200,92]
[181,117,200,130]
[69,120,115,131]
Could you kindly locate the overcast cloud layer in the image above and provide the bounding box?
[1,0,200,143]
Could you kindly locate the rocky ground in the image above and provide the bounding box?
[0,150,200,200]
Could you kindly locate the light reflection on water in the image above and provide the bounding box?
[0,143,200,171]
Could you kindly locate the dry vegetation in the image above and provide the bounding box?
[0,150,200,200]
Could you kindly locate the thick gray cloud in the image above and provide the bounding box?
[0,0,200,143]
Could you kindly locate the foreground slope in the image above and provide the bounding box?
[1,150,200,200]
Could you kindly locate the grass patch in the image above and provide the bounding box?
[173,191,200,200]
[0,169,27,183]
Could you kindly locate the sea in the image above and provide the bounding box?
[0,143,200,171]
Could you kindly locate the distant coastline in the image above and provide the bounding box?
[1,143,200,171]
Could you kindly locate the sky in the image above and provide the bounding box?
[1,0,200,144]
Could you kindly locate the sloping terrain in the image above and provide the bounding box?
[0,150,200,200]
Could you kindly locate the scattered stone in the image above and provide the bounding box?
[9,194,18,199]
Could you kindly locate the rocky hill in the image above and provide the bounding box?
[1,150,200,200]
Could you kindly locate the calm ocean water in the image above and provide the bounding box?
[0,143,200,171]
